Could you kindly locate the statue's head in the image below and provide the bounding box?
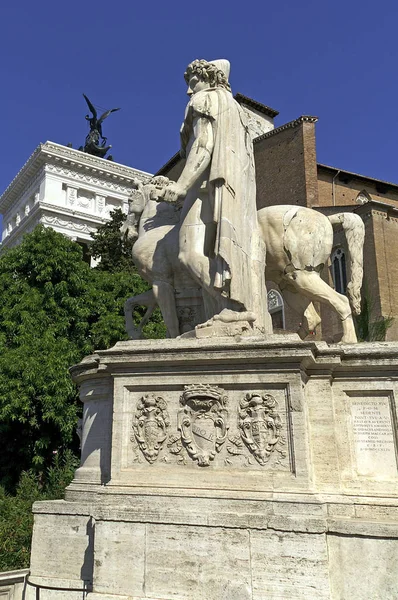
[184,59,231,95]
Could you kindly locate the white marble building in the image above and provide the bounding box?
[0,142,152,255]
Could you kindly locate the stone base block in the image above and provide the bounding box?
[29,338,398,598]
[29,492,398,600]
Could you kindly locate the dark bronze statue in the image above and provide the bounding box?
[79,94,120,159]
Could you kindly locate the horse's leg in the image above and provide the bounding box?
[153,280,180,338]
[124,289,156,339]
[285,271,357,343]
[280,284,321,339]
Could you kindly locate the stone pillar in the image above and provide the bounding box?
[74,376,113,485]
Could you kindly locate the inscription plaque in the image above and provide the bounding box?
[350,394,398,478]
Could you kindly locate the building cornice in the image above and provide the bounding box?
[234,93,279,118]
[355,199,398,215]
[253,116,318,144]
[315,200,398,221]
[0,142,152,213]
[317,163,398,193]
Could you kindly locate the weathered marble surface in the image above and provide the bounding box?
[27,339,398,599]
[0,569,29,600]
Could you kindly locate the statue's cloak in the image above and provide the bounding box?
[182,87,257,311]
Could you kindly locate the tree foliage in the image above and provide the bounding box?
[0,224,164,490]
[90,207,134,271]
[0,451,79,570]
[0,217,165,569]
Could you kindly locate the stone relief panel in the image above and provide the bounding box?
[232,392,285,466]
[127,386,291,471]
[346,391,398,478]
[169,384,229,467]
[77,189,94,210]
[131,394,170,463]
[96,195,106,214]
[67,186,77,206]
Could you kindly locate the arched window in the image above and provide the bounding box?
[331,248,347,294]
[267,289,285,330]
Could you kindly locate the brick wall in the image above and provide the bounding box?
[317,167,398,209]
[313,203,398,342]
[255,117,318,210]
[366,207,398,340]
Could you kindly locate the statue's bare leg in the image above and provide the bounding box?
[179,193,253,325]
[280,284,321,339]
[153,280,180,338]
[124,289,156,339]
[285,271,357,343]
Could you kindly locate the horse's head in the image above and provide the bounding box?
[120,176,174,241]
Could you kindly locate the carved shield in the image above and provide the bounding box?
[177,384,229,467]
[239,393,282,466]
[133,395,169,463]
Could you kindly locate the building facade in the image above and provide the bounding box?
[0,142,151,259]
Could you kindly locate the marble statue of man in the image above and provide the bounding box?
[161,58,270,332]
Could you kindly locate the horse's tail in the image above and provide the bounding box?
[328,212,365,315]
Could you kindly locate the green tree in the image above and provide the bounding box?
[90,208,134,271]
[0,451,79,570]
[0,221,165,568]
[0,227,90,488]
[0,225,163,490]
[90,208,166,339]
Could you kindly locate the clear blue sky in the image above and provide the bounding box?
[1,0,398,194]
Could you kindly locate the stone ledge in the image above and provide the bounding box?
[70,339,398,383]
[0,569,29,585]
[32,496,398,537]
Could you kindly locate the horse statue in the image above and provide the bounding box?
[120,176,196,338]
[121,177,364,343]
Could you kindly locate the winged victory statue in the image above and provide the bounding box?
[79,93,120,159]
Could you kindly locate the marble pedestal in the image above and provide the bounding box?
[28,338,398,599]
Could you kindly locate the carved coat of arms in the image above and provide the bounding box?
[177,384,228,466]
[238,393,282,465]
[132,394,170,463]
